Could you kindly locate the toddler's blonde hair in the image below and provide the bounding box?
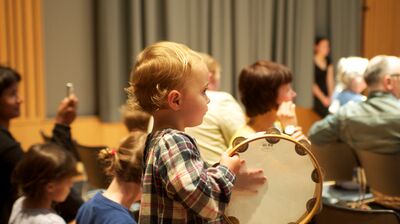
[127,41,203,114]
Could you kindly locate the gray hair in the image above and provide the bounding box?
[336,57,368,89]
[364,55,400,86]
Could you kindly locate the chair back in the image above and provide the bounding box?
[357,150,400,197]
[75,143,111,189]
[311,142,359,182]
[314,202,400,224]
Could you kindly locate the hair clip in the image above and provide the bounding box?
[110,148,117,155]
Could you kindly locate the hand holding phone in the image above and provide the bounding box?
[56,83,77,125]
[66,82,74,98]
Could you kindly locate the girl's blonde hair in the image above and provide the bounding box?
[98,131,147,183]
[126,41,203,114]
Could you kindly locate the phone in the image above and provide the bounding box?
[66,83,74,98]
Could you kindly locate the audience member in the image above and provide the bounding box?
[231,60,307,143]
[313,37,334,118]
[9,143,80,224]
[309,55,400,153]
[120,105,151,132]
[0,65,83,223]
[186,53,245,164]
[76,131,146,224]
[329,57,368,113]
[309,55,400,209]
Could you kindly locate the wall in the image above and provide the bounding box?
[363,0,400,58]
[42,0,96,116]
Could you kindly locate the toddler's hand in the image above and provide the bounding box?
[234,161,267,193]
[220,152,241,175]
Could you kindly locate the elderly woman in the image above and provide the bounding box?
[329,57,369,114]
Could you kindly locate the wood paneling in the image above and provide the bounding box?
[1,0,128,150]
[363,0,400,58]
[10,116,128,150]
[296,106,321,135]
[0,0,45,121]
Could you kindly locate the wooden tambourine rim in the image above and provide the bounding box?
[226,134,323,224]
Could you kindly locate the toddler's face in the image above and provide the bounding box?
[180,63,210,127]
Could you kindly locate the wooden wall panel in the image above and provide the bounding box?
[0,0,45,121]
[10,116,128,150]
[363,0,400,58]
[1,0,128,149]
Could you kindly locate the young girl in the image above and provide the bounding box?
[9,143,79,224]
[76,131,147,224]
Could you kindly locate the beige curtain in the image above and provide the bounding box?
[316,0,363,64]
[95,0,361,122]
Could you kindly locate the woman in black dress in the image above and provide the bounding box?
[313,37,334,118]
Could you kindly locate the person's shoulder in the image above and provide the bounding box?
[0,131,23,159]
[160,129,194,141]
[157,129,197,149]
[79,192,107,209]
[0,128,19,149]
[40,213,66,224]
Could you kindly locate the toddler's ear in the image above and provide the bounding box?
[167,90,181,111]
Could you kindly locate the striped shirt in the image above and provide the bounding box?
[139,129,235,223]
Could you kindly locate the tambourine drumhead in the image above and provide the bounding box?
[225,132,322,224]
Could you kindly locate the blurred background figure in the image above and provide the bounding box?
[231,60,307,143]
[76,131,146,224]
[0,65,82,223]
[329,57,369,114]
[313,37,335,118]
[9,143,79,224]
[120,105,151,133]
[185,53,245,165]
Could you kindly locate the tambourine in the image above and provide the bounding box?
[223,128,323,224]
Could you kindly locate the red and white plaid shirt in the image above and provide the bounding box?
[139,129,235,223]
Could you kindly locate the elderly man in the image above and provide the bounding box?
[309,55,400,154]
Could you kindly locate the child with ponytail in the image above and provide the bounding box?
[76,131,147,224]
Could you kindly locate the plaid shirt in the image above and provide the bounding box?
[139,129,235,223]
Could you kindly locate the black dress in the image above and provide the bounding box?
[313,57,331,118]
[0,124,83,223]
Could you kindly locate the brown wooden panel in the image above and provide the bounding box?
[0,0,45,121]
[10,116,128,151]
[0,0,7,60]
[363,0,400,58]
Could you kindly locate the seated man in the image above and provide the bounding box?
[309,55,400,154]
[309,55,400,209]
